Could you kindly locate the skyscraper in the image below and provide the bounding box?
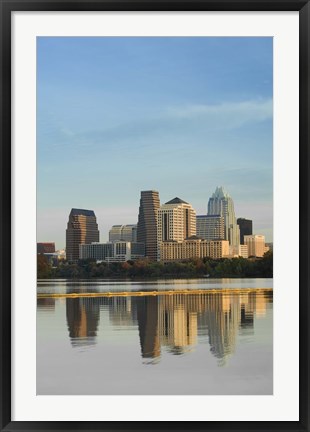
[66,208,99,261]
[207,186,240,252]
[137,190,160,261]
[157,197,196,243]
[237,218,253,244]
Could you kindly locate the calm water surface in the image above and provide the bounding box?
[37,278,273,395]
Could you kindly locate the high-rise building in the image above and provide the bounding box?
[157,197,196,243]
[244,235,269,258]
[207,186,240,252]
[137,190,160,261]
[109,224,137,242]
[237,218,253,244]
[66,208,99,261]
[196,215,224,240]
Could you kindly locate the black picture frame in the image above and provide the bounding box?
[1,1,309,431]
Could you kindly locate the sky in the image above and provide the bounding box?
[37,37,273,249]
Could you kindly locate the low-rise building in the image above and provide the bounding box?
[238,244,249,258]
[79,241,145,262]
[37,242,55,254]
[159,237,229,262]
[106,241,145,262]
[79,242,113,261]
[244,235,269,258]
[109,224,137,242]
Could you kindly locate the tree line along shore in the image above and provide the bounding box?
[37,250,273,279]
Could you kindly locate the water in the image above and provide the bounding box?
[37,278,273,395]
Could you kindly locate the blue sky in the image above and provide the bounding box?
[37,37,273,248]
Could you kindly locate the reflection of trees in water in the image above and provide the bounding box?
[66,298,100,347]
[61,289,272,361]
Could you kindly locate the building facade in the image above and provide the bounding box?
[106,241,145,262]
[237,218,253,244]
[238,244,249,258]
[109,224,137,242]
[66,208,99,261]
[79,241,145,262]
[196,215,224,240]
[79,242,113,261]
[160,238,229,262]
[157,197,196,243]
[244,235,269,258]
[137,190,160,261]
[37,242,55,254]
[207,186,240,253]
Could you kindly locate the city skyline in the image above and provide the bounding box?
[37,37,273,248]
[39,187,271,250]
[48,187,269,254]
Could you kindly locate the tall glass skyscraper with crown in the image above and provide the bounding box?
[207,187,240,253]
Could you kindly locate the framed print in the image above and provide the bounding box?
[1,0,309,431]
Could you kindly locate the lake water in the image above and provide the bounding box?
[37,278,273,395]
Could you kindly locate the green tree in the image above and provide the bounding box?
[37,254,51,279]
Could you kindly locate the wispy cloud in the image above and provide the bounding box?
[166,99,272,127]
[38,98,273,151]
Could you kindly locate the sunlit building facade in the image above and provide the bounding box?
[238,244,249,258]
[244,235,269,258]
[160,238,229,262]
[157,197,196,242]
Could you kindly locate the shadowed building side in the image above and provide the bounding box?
[37,242,55,254]
[137,191,160,261]
[196,215,225,241]
[237,218,253,245]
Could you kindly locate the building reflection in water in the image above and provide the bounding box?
[60,290,272,363]
[136,297,161,361]
[158,295,198,356]
[66,298,100,347]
